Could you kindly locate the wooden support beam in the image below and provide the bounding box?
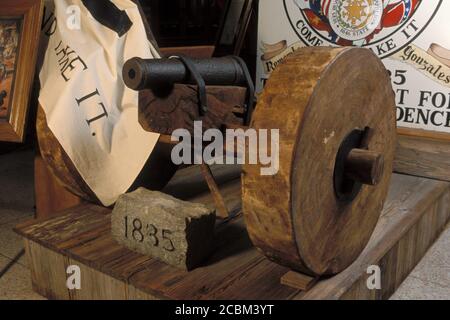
[280,271,317,291]
[200,164,230,219]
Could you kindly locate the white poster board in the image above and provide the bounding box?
[257,0,450,134]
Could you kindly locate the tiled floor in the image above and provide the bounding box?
[391,224,450,300]
[0,148,448,300]
[0,148,45,300]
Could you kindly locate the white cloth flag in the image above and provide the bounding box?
[39,0,160,206]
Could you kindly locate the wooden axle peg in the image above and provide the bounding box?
[345,149,384,186]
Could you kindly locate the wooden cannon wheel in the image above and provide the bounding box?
[242,47,396,276]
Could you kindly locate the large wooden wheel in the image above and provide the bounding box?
[243,47,396,276]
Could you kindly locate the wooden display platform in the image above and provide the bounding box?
[395,131,450,182]
[15,166,450,300]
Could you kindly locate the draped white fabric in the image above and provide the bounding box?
[39,0,160,206]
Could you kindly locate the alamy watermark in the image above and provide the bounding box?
[367,265,382,290]
[171,121,280,176]
[66,5,81,30]
[66,265,81,290]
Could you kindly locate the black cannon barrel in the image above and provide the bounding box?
[123,56,248,91]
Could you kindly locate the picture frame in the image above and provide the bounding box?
[0,0,43,143]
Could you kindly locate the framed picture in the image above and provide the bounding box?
[0,0,43,142]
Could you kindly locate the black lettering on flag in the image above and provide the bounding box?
[81,0,133,37]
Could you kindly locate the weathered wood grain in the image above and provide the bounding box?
[15,173,450,300]
[139,85,246,136]
[200,164,230,218]
[280,272,317,291]
[300,174,450,300]
[243,47,397,276]
[395,133,450,182]
[35,155,83,219]
[345,149,384,186]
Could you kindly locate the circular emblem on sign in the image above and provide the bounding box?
[284,0,443,58]
[328,0,383,41]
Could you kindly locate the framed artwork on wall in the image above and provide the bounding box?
[0,0,43,142]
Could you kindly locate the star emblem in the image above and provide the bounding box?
[344,0,367,25]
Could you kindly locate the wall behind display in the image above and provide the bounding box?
[140,0,225,47]
[139,0,258,80]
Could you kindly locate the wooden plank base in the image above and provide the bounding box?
[280,272,317,291]
[395,133,450,182]
[16,171,450,300]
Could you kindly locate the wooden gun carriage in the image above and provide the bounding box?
[20,19,450,299]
